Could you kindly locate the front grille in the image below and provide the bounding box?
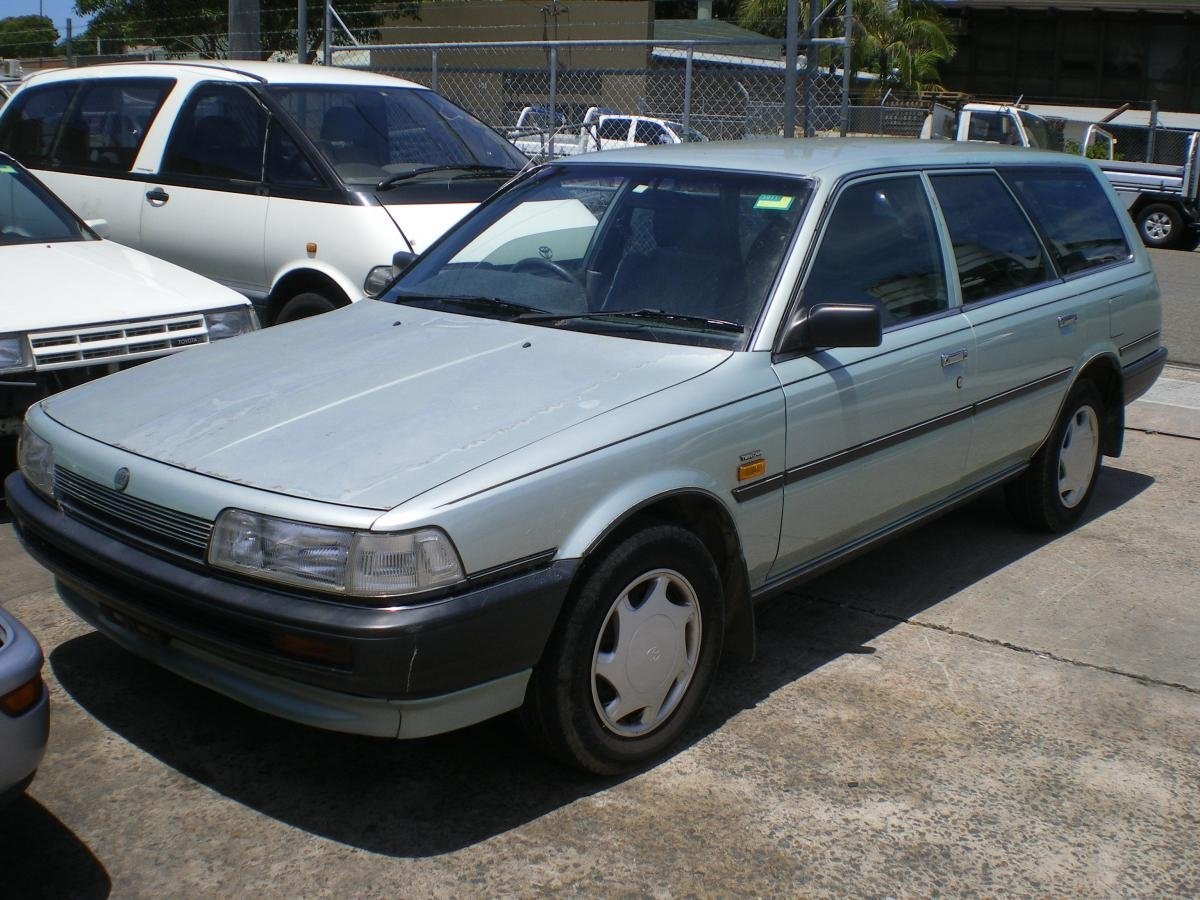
[28,315,209,372]
[55,467,213,560]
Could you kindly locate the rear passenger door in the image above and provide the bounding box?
[768,174,976,582]
[139,82,269,294]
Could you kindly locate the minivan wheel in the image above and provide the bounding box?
[522,525,724,774]
[275,290,340,324]
[1137,203,1183,249]
[1006,380,1105,532]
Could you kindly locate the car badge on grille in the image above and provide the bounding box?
[113,467,131,492]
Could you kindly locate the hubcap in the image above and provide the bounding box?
[1143,211,1172,242]
[1058,404,1100,508]
[590,568,702,737]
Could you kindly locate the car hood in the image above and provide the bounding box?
[42,301,730,510]
[3,239,246,332]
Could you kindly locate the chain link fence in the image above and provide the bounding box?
[339,39,850,154]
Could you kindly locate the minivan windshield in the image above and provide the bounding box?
[268,85,527,187]
[385,164,812,349]
[0,159,89,245]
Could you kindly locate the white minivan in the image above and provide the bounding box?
[0,62,529,324]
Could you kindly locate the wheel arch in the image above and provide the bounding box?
[567,485,756,665]
[1073,352,1125,457]
[265,265,356,325]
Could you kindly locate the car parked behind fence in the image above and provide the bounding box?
[0,61,529,325]
[6,139,1165,773]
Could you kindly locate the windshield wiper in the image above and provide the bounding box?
[393,293,550,319]
[377,165,519,191]
[517,307,745,334]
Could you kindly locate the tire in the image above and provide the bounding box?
[1136,203,1184,249]
[275,290,340,324]
[1006,380,1105,533]
[522,524,724,774]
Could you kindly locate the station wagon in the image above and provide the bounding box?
[7,139,1166,773]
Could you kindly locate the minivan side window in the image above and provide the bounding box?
[57,79,173,173]
[930,172,1053,304]
[0,84,77,166]
[1002,167,1132,275]
[802,176,948,326]
[162,83,267,182]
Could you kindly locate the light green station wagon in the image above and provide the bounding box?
[8,139,1166,773]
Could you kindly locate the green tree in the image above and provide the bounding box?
[736,0,954,94]
[0,15,61,58]
[72,1,418,60]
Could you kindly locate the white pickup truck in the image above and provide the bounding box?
[924,101,1200,249]
[508,106,707,160]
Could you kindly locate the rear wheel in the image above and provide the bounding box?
[522,525,723,774]
[1006,380,1105,532]
[275,290,341,324]
[1136,203,1184,249]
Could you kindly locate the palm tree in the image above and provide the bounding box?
[736,0,955,94]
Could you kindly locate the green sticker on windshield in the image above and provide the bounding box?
[754,194,794,211]
[0,165,15,174]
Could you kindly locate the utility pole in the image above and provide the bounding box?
[228,0,261,61]
[784,0,798,138]
[297,0,307,62]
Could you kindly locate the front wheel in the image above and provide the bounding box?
[275,290,341,324]
[522,525,724,774]
[1136,203,1184,249]
[1006,380,1105,532]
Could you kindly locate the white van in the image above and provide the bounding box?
[0,62,528,324]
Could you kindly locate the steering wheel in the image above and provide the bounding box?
[512,256,584,289]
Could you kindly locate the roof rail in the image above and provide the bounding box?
[26,59,268,84]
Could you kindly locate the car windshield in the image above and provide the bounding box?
[385,164,812,349]
[268,85,527,186]
[0,160,89,245]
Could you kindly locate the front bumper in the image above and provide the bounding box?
[6,472,575,739]
[0,609,49,802]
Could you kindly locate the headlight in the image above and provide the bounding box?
[16,421,55,500]
[0,334,31,374]
[208,509,465,599]
[363,265,395,298]
[205,306,259,341]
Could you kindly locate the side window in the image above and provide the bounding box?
[967,111,1021,146]
[598,118,630,141]
[635,121,669,145]
[0,83,76,166]
[930,172,1053,304]
[265,121,323,189]
[802,176,948,326]
[162,83,267,182]
[57,79,173,173]
[1002,168,1132,275]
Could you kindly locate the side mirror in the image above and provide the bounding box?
[778,302,883,355]
[392,249,417,274]
[84,218,110,238]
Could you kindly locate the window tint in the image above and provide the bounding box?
[635,121,668,144]
[265,121,322,188]
[57,79,172,172]
[930,172,1052,304]
[0,84,76,166]
[1002,168,1132,275]
[967,111,1022,146]
[598,118,630,141]
[0,163,87,244]
[162,83,267,181]
[803,176,948,326]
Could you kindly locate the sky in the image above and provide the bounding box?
[11,1,93,29]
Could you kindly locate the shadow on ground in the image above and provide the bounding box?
[48,467,1153,859]
[2,794,111,898]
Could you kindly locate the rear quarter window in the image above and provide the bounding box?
[0,83,77,166]
[1002,167,1132,275]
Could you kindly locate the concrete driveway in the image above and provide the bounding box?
[2,375,1197,896]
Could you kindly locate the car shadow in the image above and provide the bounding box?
[48,467,1153,859]
[2,794,112,898]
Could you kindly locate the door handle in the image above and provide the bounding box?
[1057,313,1078,329]
[940,348,968,367]
[145,187,170,204]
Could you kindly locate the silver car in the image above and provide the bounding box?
[0,605,48,803]
[6,140,1165,773]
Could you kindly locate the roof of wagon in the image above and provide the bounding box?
[23,60,424,90]
[563,138,1094,180]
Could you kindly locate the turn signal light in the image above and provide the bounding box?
[0,674,43,717]
[737,459,767,481]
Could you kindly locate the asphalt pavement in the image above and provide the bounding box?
[1149,247,1200,368]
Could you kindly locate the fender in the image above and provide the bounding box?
[267,259,363,309]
